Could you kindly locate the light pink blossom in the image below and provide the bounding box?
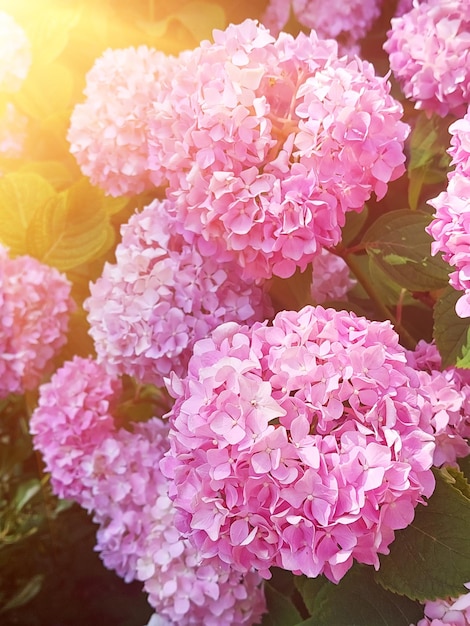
[406,340,470,466]
[0,103,27,159]
[0,11,31,93]
[30,357,266,625]
[384,0,470,118]
[262,0,383,52]
[147,19,408,281]
[68,46,178,196]
[163,305,436,583]
[310,249,356,304]
[427,172,470,318]
[85,198,272,387]
[412,582,470,626]
[0,245,74,397]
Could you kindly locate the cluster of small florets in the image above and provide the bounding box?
[262,0,382,51]
[0,245,74,397]
[0,11,31,93]
[310,249,356,304]
[406,341,470,466]
[85,198,272,388]
[147,20,408,280]
[162,305,436,584]
[427,108,470,317]
[67,46,178,196]
[30,356,266,626]
[384,0,470,118]
[69,20,408,281]
[412,583,470,626]
[448,108,470,175]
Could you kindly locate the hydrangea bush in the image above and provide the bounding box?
[2,1,470,625]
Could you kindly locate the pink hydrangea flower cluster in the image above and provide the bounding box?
[406,340,470,466]
[412,583,470,626]
[427,109,470,317]
[147,19,408,280]
[448,107,470,175]
[0,245,74,397]
[384,0,470,118]
[0,11,31,93]
[30,356,266,626]
[262,0,382,51]
[162,305,436,583]
[310,249,356,304]
[68,46,178,196]
[85,198,272,388]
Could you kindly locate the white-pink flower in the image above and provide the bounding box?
[384,0,470,118]
[310,249,356,304]
[0,11,31,93]
[68,46,179,196]
[162,305,436,583]
[30,356,267,626]
[85,198,272,387]
[0,245,74,397]
[262,0,383,51]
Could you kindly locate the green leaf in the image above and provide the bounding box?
[26,177,115,271]
[0,172,56,255]
[0,574,44,613]
[362,210,450,292]
[261,581,303,626]
[294,575,328,614]
[341,206,369,247]
[433,286,470,368]
[407,113,451,210]
[12,479,41,514]
[298,566,422,625]
[375,468,470,601]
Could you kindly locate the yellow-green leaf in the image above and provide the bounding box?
[26,178,114,270]
[0,172,56,255]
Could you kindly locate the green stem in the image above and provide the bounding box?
[344,253,417,350]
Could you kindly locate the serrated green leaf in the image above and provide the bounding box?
[26,177,114,271]
[294,575,327,615]
[301,566,422,625]
[433,286,470,368]
[375,468,470,601]
[0,172,56,255]
[362,210,450,292]
[261,581,302,626]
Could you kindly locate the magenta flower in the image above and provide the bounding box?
[448,106,470,175]
[0,245,74,397]
[427,172,470,318]
[406,340,470,466]
[147,19,408,280]
[384,0,470,118]
[85,198,272,387]
[30,356,266,625]
[162,305,436,583]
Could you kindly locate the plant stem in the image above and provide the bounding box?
[344,253,417,350]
